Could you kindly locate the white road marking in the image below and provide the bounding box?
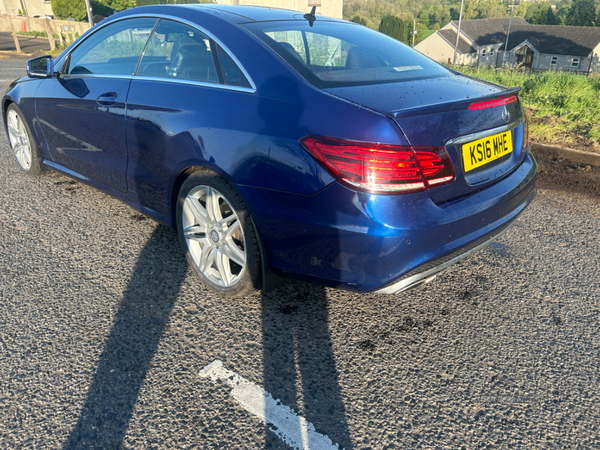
[199,360,341,450]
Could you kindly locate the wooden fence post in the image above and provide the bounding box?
[10,19,21,53]
[44,18,55,51]
[56,23,65,47]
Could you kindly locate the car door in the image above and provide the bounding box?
[35,17,157,193]
[125,18,254,205]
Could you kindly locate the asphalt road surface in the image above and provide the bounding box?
[0,31,51,53]
[1,60,599,449]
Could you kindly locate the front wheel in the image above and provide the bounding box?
[6,104,45,175]
[176,170,261,298]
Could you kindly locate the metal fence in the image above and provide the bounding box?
[529,67,599,77]
[450,63,599,78]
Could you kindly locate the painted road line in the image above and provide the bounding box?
[199,360,341,450]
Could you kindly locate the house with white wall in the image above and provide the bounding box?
[416,17,600,74]
[0,0,52,17]
[504,25,600,73]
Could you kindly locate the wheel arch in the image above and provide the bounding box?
[171,164,285,294]
[1,97,15,137]
[2,97,14,113]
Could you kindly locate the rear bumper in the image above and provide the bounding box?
[373,202,528,294]
[237,151,537,293]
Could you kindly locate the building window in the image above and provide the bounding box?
[490,49,494,58]
[481,49,486,58]
[571,58,579,68]
[550,56,557,65]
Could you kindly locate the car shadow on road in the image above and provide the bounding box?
[262,282,353,450]
[62,225,187,449]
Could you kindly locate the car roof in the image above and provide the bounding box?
[119,4,346,25]
[184,4,306,23]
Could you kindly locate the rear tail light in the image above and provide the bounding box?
[300,135,455,194]
[468,95,517,111]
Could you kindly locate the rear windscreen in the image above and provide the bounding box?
[243,20,450,88]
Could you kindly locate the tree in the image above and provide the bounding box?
[566,0,597,26]
[351,16,367,26]
[449,6,460,21]
[91,0,116,17]
[405,18,415,42]
[103,0,135,11]
[476,0,493,19]
[525,2,560,24]
[438,6,452,27]
[487,4,510,19]
[51,0,118,21]
[379,15,407,43]
[554,0,573,24]
[51,0,87,21]
[462,0,478,20]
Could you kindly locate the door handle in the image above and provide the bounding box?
[96,92,118,106]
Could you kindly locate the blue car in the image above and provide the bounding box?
[2,5,536,297]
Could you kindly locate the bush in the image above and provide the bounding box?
[91,0,117,17]
[351,16,367,26]
[51,0,116,21]
[378,15,407,44]
[51,0,87,21]
[17,31,48,37]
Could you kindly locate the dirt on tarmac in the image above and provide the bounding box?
[534,150,600,197]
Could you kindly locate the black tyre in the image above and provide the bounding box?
[176,169,261,298]
[6,104,45,175]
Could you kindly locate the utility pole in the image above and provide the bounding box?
[20,0,29,16]
[85,0,94,27]
[504,0,518,64]
[453,0,464,64]
[412,19,416,47]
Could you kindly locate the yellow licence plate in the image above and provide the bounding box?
[462,131,513,172]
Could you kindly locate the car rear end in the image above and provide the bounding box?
[241,16,536,292]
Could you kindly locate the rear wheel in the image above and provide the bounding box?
[6,104,44,175]
[176,170,261,298]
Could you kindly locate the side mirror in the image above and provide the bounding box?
[27,55,54,79]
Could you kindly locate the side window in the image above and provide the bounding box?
[67,18,157,76]
[138,19,218,84]
[550,56,558,66]
[217,46,251,88]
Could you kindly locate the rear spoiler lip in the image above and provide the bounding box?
[388,86,522,119]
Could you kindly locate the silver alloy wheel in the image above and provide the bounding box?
[182,185,247,287]
[6,109,32,171]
